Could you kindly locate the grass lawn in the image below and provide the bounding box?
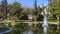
[18,21,58,25]
[2,20,59,25]
[2,20,15,24]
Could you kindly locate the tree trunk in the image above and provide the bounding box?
[56,16,59,30]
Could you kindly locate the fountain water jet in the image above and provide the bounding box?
[41,7,49,34]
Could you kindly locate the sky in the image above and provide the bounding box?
[0,0,48,7]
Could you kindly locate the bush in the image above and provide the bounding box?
[48,15,56,22]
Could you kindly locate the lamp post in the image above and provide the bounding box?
[41,7,48,34]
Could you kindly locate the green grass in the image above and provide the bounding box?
[2,19,15,24]
[48,22,58,24]
[16,20,33,22]
[2,20,59,25]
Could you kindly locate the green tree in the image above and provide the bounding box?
[1,0,8,19]
[9,1,23,19]
[20,7,30,19]
[48,0,60,29]
[37,6,41,16]
[37,6,43,21]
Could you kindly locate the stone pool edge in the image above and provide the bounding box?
[0,28,12,34]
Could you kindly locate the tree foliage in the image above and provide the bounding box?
[48,0,60,16]
[9,1,22,17]
[48,0,60,23]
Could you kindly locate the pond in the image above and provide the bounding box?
[9,23,60,34]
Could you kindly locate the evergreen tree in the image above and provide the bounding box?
[34,0,37,15]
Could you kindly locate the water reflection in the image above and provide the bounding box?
[23,30,33,34]
[9,23,60,34]
[23,23,33,34]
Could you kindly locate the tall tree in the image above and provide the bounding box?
[48,0,60,29]
[20,7,30,20]
[37,6,43,21]
[37,6,41,16]
[34,0,37,15]
[9,1,23,19]
[1,0,8,19]
[34,0,37,22]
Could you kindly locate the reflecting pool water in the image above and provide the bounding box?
[23,30,33,34]
[9,23,60,34]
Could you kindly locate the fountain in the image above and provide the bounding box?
[0,28,12,34]
[0,20,12,34]
[0,0,12,33]
[41,7,49,34]
[0,17,12,34]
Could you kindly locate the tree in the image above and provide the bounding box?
[48,0,60,29]
[37,6,41,16]
[1,0,8,19]
[20,7,30,20]
[37,6,43,21]
[9,1,23,19]
[34,0,37,22]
